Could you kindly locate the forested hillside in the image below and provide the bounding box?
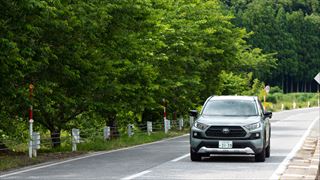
[222,0,320,93]
[0,0,318,145]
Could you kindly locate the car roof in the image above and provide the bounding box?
[209,96,257,101]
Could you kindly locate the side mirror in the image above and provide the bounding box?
[189,110,198,117]
[264,111,272,119]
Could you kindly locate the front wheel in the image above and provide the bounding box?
[255,148,266,162]
[190,147,202,161]
[266,144,270,158]
[266,131,271,158]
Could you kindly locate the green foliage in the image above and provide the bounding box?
[219,71,251,95]
[266,94,277,104]
[224,0,320,93]
[269,86,283,94]
[0,0,282,149]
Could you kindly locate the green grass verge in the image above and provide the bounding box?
[0,130,188,172]
[265,93,318,112]
[77,131,187,152]
[0,152,85,172]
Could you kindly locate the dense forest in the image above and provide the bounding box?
[0,0,319,146]
[223,0,320,93]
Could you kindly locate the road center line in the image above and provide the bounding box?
[269,115,319,180]
[121,170,151,180]
[171,153,190,162]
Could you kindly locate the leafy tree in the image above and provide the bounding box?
[223,0,320,92]
[0,0,109,146]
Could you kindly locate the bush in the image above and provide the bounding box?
[266,94,277,103]
[269,86,283,94]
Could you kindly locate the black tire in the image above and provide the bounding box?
[266,144,270,158]
[190,147,202,161]
[255,147,266,162]
[266,128,271,158]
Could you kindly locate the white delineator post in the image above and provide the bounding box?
[127,124,134,137]
[179,117,184,131]
[32,132,40,157]
[147,121,152,135]
[72,128,80,151]
[163,99,168,134]
[103,126,110,140]
[29,84,34,158]
[293,101,296,109]
[189,115,194,128]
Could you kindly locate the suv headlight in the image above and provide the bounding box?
[244,122,261,131]
[194,121,209,130]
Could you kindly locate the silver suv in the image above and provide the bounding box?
[190,96,272,162]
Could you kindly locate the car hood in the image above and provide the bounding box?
[196,115,261,126]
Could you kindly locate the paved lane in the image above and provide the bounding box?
[1,108,319,179]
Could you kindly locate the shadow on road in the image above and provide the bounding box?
[201,155,255,162]
[198,155,286,163]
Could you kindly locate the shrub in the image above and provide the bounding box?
[269,86,283,94]
[266,94,277,103]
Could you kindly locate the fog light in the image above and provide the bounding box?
[193,132,201,138]
[255,133,260,138]
[250,132,261,139]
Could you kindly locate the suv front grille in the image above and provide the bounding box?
[205,126,246,138]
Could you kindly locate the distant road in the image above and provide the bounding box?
[1,108,319,179]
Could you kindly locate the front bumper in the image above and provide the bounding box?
[190,136,264,155]
[198,147,254,154]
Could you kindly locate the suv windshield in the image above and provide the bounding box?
[202,100,258,116]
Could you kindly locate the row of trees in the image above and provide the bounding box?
[0,0,273,146]
[222,0,320,93]
[2,0,316,147]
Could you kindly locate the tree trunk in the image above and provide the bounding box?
[0,141,9,153]
[286,78,289,93]
[173,111,177,120]
[106,112,119,138]
[50,129,61,148]
[282,76,284,93]
[297,81,299,92]
[304,82,307,92]
[309,82,312,92]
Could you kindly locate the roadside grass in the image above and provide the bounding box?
[0,151,85,172]
[266,93,318,112]
[77,131,187,152]
[0,130,188,172]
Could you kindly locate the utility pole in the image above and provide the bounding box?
[29,84,34,158]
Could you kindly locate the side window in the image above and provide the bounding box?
[257,100,264,115]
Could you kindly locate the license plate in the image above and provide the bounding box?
[219,141,233,149]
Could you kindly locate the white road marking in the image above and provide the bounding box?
[121,170,151,180]
[0,134,189,178]
[281,174,303,177]
[269,116,319,180]
[171,153,190,162]
[288,165,309,169]
[288,165,319,169]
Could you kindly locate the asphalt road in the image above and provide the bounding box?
[1,108,319,180]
